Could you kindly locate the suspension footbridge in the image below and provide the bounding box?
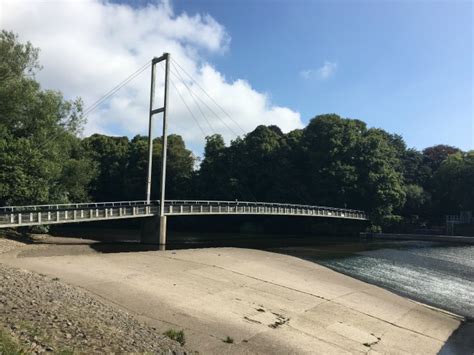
[0,200,367,229]
[0,53,368,245]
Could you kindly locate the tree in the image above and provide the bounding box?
[432,151,474,216]
[423,145,460,172]
[82,134,129,201]
[301,114,366,208]
[0,31,95,205]
[198,134,233,199]
[196,115,406,227]
[82,134,196,202]
[166,134,195,199]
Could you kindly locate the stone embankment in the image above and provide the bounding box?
[0,237,186,354]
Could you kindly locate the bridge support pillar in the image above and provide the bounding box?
[140,215,167,246]
[160,215,167,245]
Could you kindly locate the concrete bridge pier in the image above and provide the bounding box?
[141,216,167,246]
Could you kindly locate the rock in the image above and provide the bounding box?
[0,262,186,354]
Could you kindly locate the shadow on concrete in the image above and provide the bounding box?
[89,242,164,253]
[1,231,36,244]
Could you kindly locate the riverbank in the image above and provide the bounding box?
[0,263,186,354]
[0,237,186,354]
[0,236,465,354]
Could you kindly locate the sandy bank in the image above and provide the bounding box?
[0,240,463,354]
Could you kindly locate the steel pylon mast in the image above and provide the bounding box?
[145,53,170,244]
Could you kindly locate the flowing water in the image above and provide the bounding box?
[266,240,474,319]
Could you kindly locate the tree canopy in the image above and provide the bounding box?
[0,30,94,205]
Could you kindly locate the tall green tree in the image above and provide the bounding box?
[196,115,406,226]
[82,134,129,201]
[432,151,474,217]
[83,134,196,202]
[198,134,234,199]
[0,31,95,205]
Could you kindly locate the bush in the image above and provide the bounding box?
[163,329,185,346]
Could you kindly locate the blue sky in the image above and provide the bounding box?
[6,0,472,152]
[169,0,473,151]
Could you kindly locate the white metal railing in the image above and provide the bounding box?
[0,200,367,228]
[0,200,152,213]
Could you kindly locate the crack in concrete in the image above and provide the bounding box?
[286,323,365,354]
[330,297,445,343]
[160,253,343,303]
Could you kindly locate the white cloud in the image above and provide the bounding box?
[300,61,337,80]
[300,69,313,80]
[1,0,303,154]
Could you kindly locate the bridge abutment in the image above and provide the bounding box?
[141,216,167,245]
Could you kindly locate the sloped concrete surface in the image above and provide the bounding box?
[0,242,463,354]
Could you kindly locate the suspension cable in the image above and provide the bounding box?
[34,61,151,151]
[170,62,240,137]
[168,76,207,138]
[171,58,247,135]
[83,61,151,118]
[168,66,217,133]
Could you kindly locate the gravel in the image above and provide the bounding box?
[0,238,187,354]
[0,236,25,254]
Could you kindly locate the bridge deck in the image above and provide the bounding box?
[0,200,367,228]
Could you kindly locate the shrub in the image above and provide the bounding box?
[163,329,185,346]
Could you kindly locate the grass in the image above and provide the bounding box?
[2,321,74,354]
[0,327,25,354]
[223,336,234,344]
[163,329,186,346]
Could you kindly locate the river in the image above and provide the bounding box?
[265,239,474,319]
